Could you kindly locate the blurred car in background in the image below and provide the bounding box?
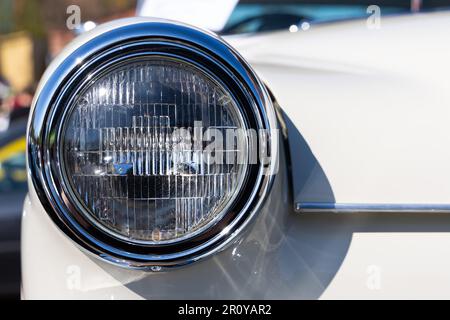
[0,118,27,299]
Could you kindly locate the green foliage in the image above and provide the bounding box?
[14,0,46,38]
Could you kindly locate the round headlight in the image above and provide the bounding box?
[62,57,249,244]
[28,19,277,268]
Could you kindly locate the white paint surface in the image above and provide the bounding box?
[228,12,450,205]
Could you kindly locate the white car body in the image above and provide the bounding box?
[22,12,450,299]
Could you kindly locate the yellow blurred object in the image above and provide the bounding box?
[11,168,27,182]
[0,32,34,92]
[0,167,4,180]
[0,136,26,162]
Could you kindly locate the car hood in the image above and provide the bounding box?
[227,11,450,208]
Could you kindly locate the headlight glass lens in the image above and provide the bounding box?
[61,57,249,244]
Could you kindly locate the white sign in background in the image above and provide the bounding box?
[136,0,239,31]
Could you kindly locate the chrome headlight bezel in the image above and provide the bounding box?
[28,19,278,269]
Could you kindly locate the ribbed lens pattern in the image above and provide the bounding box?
[62,58,248,243]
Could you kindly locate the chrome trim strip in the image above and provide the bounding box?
[296,202,450,213]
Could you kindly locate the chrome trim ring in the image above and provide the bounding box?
[28,19,278,269]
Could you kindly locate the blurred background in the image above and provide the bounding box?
[0,0,449,300]
[0,0,137,300]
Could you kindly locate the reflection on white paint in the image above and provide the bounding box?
[301,21,311,31]
[289,25,299,33]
